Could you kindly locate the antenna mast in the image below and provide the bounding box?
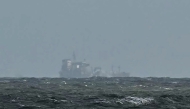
[73,51,76,62]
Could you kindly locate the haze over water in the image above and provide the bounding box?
[0,0,190,77]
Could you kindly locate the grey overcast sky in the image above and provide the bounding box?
[0,0,190,77]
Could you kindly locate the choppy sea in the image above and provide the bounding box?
[0,77,190,109]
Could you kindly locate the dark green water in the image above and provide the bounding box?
[0,77,190,109]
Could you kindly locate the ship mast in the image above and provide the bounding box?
[73,51,76,62]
